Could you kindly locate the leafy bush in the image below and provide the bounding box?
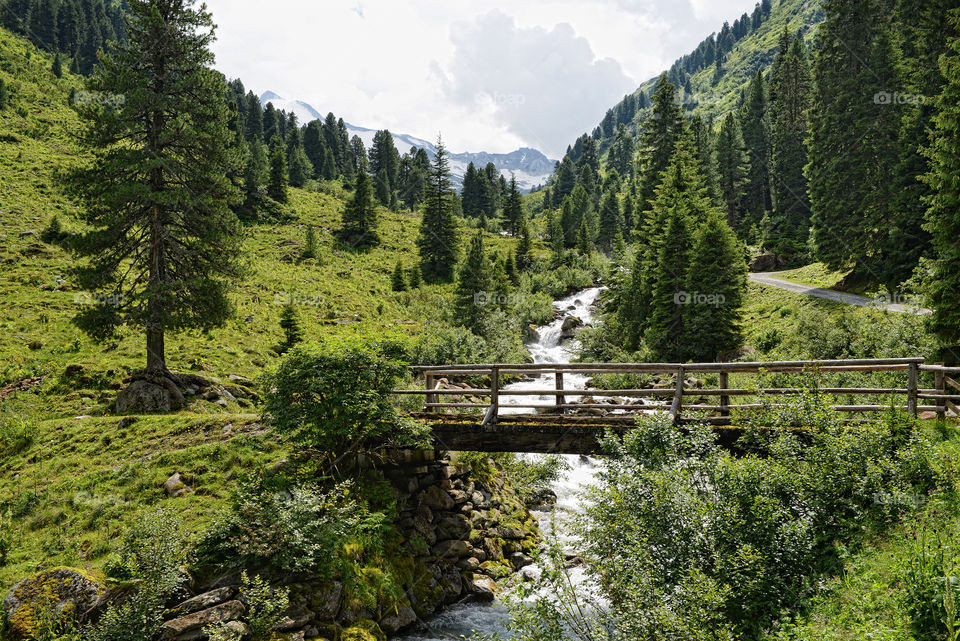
[408,325,488,366]
[84,509,187,641]
[193,476,387,577]
[204,572,290,641]
[263,337,428,451]
[899,514,960,641]
[0,415,34,457]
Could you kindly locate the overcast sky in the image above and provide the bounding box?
[204,0,758,157]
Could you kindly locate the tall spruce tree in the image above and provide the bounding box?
[418,137,459,281]
[807,0,902,280]
[503,175,524,236]
[454,231,492,334]
[684,210,748,361]
[921,9,960,347]
[597,189,623,252]
[638,74,684,209]
[769,32,811,242]
[69,0,243,397]
[739,70,772,232]
[643,205,691,362]
[267,135,288,203]
[341,166,378,246]
[715,113,751,228]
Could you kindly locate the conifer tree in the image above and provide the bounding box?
[597,189,623,252]
[341,167,378,246]
[739,70,772,231]
[461,162,483,217]
[454,231,492,333]
[922,10,960,346]
[555,156,577,201]
[808,0,902,278]
[576,217,594,255]
[770,32,811,241]
[715,113,751,228]
[69,0,243,387]
[391,261,407,292]
[302,225,317,260]
[503,175,524,235]
[684,210,748,361]
[559,197,577,248]
[516,219,532,269]
[504,252,518,285]
[690,116,719,202]
[278,303,302,353]
[374,168,391,207]
[638,74,684,209]
[288,146,311,188]
[549,212,565,267]
[302,121,327,178]
[52,52,63,78]
[244,92,262,140]
[241,139,268,218]
[267,135,288,203]
[418,137,459,281]
[644,205,691,362]
[408,264,422,288]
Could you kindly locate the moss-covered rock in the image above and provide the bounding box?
[2,567,106,640]
[340,618,386,641]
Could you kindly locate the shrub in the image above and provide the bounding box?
[193,476,386,576]
[84,509,187,641]
[0,415,34,457]
[204,572,289,641]
[263,337,428,451]
[408,326,487,366]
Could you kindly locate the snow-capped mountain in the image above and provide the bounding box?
[260,92,555,192]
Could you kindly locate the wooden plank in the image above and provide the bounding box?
[425,374,436,412]
[669,366,684,425]
[412,357,925,372]
[908,362,919,416]
[936,364,947,419]
[719,372,730,417]
[946,399,960,416]
[555,371,565,410]
[946,376,960,393]
[483,366,499,426]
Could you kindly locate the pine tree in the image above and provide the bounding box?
[278,303,302,353]
[302,225,317,260]
[418,137,459,281]
[549,212,565,267]
[461,162,482,217]
[922,10,960,345]
[241,139,268,218]
[503,175,524,235]
[391,261,407,291]
[597,189,623,252]
[288,146,311,188]
[638,74,684,209]
[715,113,751,228]
[408,263,422,288]
[808,0,902,279]
[374,168,391,207]
[368,130,400,195]
[684,210,748,361]
[516,218,532,269]
[576,217,594,255]
[555,156,577,201]
[769,32,812,242]
[52,52,63,78]
[690,116,719,202]
[244,92,263,140]
[68,0,243,382]
[302,121,327,178]
[341,167,378,246]
[454,231,492,333]
[739,70,772,231]
[504,252,518,285]
[267,135,288,203]
[644,205,691,362]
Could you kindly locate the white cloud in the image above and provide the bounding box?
[202,0,757,157]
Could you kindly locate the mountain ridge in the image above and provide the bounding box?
[260,91,556,192]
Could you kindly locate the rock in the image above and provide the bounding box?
[305,581,342,621]
[227,374,255,386]
[438,565,463,603]
[468,577,496,602]
[559,315,583,340]
[421,485,454,511]
[115,377,184,414]
[165,587,235,618]
[163,472,192,498]
[748,252,789,272]
[448,489,470,505]
[457,557,480,571]
[377,605,416,633]
[159,600,245,641]
[432,540,471,558]
[340,618,387,641]
[3,567,106,640]
[18,230,37,238]
[509,552,534,569]
[435,514,471,540]
[116,417,137,430]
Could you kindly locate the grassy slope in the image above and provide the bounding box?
[0,27,536,591]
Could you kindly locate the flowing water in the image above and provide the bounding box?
[396,287,605,640]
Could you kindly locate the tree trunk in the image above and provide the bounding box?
[146,324,166,374]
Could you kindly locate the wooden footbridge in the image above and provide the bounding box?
[392,358,960,454]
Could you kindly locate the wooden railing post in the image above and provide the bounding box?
[907,362,919,417]
[669,366,685,425]
[555,370,565,412]
[719,371,730,418]
[935,362,946,420]
[425,373,436,412]
[482,366,499,426]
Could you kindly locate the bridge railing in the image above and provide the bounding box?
[391,358,960,425]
